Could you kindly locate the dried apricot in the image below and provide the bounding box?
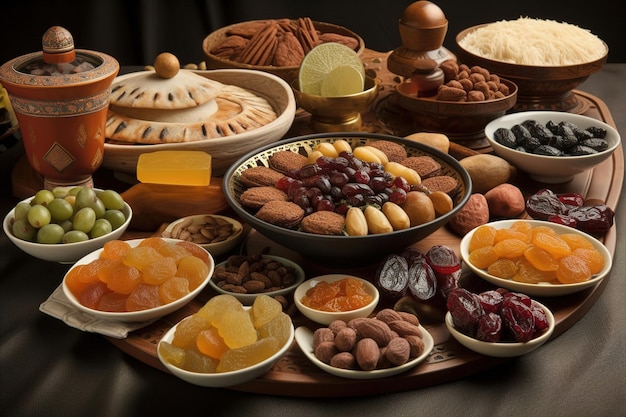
[513,259,557,284]
[79,281,110,309]
[509,220,533,235]
[468,246,500,269]
[97,292,128,312]
[176,255,209,290]
[487,258,519,279]
[217,309,258,349]
[257,311,292,346]
[101,240,131,260]
[123,246,163,270]
[175,241,211,267]
[216,337,279,372]
[157,243,192,264]
[560,233,595,251]
[143,256,177,285]
[494,228,531,244]
[301,278,372,312]
[65,265,90,296]
[493,239,528,258]
[183,348,217,373]
[571,248,605,275]
[523,246,559,271]
[125,284,162,312]
[106,264,142,294]
[173,315,212,349]
[468,225,496,252]
[556,255,591,283]
[196,294,244,327]
[251,294,283,328]
[159,276,190,304]
[532,232,571,259]
[137,236,169,250]
[158,341,186,368]
[196,327,230,359]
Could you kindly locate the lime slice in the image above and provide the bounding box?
[298,42,365,96]
[320,65,365,97]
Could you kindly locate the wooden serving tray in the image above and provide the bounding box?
[106,85,622,397]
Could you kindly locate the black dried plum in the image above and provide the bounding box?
[447,288,485,335]
[511,124,532,143]
[573,127,594,141]
[501,297,535,342]
[375,254,408,300]
[477,290,504,314]
[530,300,550,334]
[493,127,517,148]
[587,126,607,138]
[533,144,562,156]
[529,123,554,142]
[476,312,503,342]
[521,119,537,129]
[425,245,461,299]
[580,138,609,152]
[526,191,568,220]
[567,204,615,234]
[522,135,542,150]
[567,145,598,156]
[545,120,560,135]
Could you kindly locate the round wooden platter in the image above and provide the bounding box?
[105,87,622,397]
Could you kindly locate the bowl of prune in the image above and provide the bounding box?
[485,111,620,183]
[445,287,555,358]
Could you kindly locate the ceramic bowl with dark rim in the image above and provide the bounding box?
[222,132,472,265]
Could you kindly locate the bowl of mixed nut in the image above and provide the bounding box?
[202,17,365,84]
[162,214,245,258]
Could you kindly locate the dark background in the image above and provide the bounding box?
[1,0,622,67]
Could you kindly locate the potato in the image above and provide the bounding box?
[459,154,513,194]
[404,132,450,154]
[484,183,526,218]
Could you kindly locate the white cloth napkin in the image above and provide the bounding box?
[39,285,154,339]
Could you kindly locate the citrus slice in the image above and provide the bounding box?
[298,42,365,96]
[320,65,365,97]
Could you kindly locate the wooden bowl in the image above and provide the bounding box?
[202,20,365,84]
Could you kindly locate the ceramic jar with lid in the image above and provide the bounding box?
[0,26,119,189]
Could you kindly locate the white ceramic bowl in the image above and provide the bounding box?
[102,69,296,177]
[485,111,621,183]
[294,324,434,379]
[445,301,555,358]
[3,195,132,264]
[158,309,295,387]
[294,274,379,325]
[62,238,214,322]
[208,254,305,305]
[459,219,612,297]
[162,214,244,258]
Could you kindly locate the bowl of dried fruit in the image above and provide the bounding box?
[222,132,472,265]
[202,18,365,84]
[459,219,613,297]
[158,294,294,387]
[4,187,132,264]
[455,18,608,112]
[485,111,621,184]
[445,287,555,358]
[394,60,518,145]
[62,237,214,322]
[208,253,306,305]
[162,214,244,258]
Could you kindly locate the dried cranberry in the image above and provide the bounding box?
[530,301,550,335]
[501,298,535,342]
[476,312,503,342]
[502,291,532,307]
[477,290,504,314]
[447,288,485,335]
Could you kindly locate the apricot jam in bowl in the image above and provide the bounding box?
[294,274,379,325]
[62,238,214,322]
[459,219,612,297]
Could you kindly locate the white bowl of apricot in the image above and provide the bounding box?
[294,274,379,325]
[62,237,214,322]
[459,219,612,297]
[158,294,294,387]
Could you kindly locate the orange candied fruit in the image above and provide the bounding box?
[494,228,531,244]
[523,246,559,272]
[532,232,572,259]
[301,277,373,312]
[196,327,230,359]
[487,258,519,279]
[468,245,500,270]
[556,255,591,284]
[101,240,132,261]
[493,239,528,258]
[571,248,605,275]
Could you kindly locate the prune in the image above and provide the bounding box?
[530,300,550,334]
[580,138,609,152]
[401,247,425,265]
[529,123,554,142]
[567,204,615,234]
[557,192,584,207]
[502,291,532,307]
[476,312,503,342]
[407,259,438,301]
[447,288,485,335]
[547,214,577,228]
[501,297,535,342]
[493,127,517,148]
[568,145,598,156]
[425,245,461,299]
[586,126,607,138]
[533,144,561,156]
[375,254,409,300]
[525,192,567,220]
[572,127,594,141]
[511,124,532,143]
[522,135,542,151]
[476,290,504,314]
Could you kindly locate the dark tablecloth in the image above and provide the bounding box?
[1,65,624,417]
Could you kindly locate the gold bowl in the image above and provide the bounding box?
[292,76,379,132]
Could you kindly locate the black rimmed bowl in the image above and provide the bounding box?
[222,132,472,265]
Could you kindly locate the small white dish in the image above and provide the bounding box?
[62,238,214,322]
[294,274,379,325]
[162,214,244,258]
[208,254,305,305]
[158,309,295,387]
[460,219,612,297]
[294,325,434,379]
[445,301,555,358]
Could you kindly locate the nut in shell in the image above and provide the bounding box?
[162,214,244,257]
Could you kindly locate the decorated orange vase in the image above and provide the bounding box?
[0,26,119,189]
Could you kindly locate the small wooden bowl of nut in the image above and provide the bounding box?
[162,214,244,258]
